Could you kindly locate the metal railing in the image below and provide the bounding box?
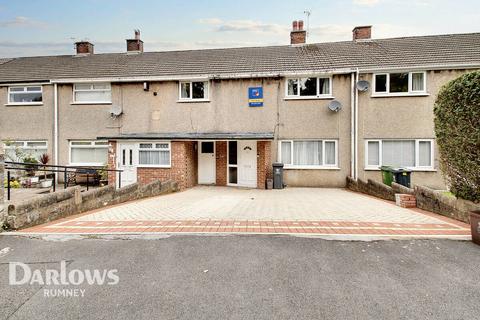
[4,161,123,201]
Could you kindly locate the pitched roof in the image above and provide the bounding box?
[0,32,479,83]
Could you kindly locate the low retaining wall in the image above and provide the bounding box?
[4,180,178,230]
[346,176,395,201]
[414,185,480,224]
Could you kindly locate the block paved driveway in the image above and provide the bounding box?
[17,186,470,239]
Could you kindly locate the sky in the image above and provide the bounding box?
[0,0,479,58]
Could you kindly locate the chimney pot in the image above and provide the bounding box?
[292,20,298,31]
[75,41,94,55]
[127,29,144,53]
[298,20,304,31]
[353,26,372,41]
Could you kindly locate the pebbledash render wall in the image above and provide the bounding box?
[1,70,476,189]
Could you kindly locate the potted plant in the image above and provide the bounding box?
[470,210,480,246]
[98,165,109,186]
[38,153,52,188]
[22,155,38,177]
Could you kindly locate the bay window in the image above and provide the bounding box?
[279,140,338,168]
[8,86,43,104]
[179,81,208,101]
[73,83,111,103]
[365,139,434,170]
[373,72,426,95]
[286,76,331,98]
[70,141,108,166]
[138,142,171,167]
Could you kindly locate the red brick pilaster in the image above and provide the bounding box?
[107,141,117,187]
[215,141,227,186]
[257,141,272,189]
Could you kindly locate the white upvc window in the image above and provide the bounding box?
[373,71,426,96]
[179,81,209,101]
[73,83,112,103]
[138,142,171,167]
[8,86,43,105]
[3,140,48,162]
[279,140,338,169]
[285,76,332,99]
[365,139,434,170]
[69,140,109,166]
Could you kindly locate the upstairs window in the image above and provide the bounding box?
[373,72,426,95]
[179,81,208,101]
[8,86,42,104]
[286,77,331,98]
[138,142,171,167]
[73,83,111,103]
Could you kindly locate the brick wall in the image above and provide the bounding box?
[137,141,197,190]
[107,141,117,187]
[395,194,417,208]
[257,141,272,189]
[216,141,227,186]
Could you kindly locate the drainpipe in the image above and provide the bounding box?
[350,72,355,180]
[53,83,59,179]
[354,68,360,180]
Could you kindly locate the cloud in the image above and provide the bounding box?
[0,16,48,29]
[198,18,288,34]
[353,0,381,6]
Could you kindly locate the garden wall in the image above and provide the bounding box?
[346,176,396,201]
[414,185,480,224]
[4,180,178,230]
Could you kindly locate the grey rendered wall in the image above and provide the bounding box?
[357,70,472,189]
[0,84,54,162]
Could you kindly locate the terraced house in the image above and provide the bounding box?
[0,23,479,190]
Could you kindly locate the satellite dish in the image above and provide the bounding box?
[328,100,342,112]
[356,80,370,92]
[110,105,123,117]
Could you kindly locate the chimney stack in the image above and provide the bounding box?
[352,26,372,41]
[290,20,306,45]
[75,41,94,55]
[126,29,144,53]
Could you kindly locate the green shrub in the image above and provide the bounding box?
[434,71,480,202]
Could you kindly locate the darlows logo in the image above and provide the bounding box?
[9,261,119,297]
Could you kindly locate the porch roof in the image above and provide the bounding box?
[98,132,274,141]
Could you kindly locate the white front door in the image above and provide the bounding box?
[237,141,257,188]
[198,141,216,184]
[117,143,137,188]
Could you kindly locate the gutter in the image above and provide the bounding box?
[358,63,480,73]
[49,69,356,84]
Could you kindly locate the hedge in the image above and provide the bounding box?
[434,71,480,202]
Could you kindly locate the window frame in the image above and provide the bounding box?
[72,82,112,104]
[137,141,171,168]
[372,71,427,97]
[364,139,434,171]
[278,139,339,169]
[178,81,209,102]
[284,76,333,99]
[7,85,43,105]
[3,140,48,161]
[69,140,109,166]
